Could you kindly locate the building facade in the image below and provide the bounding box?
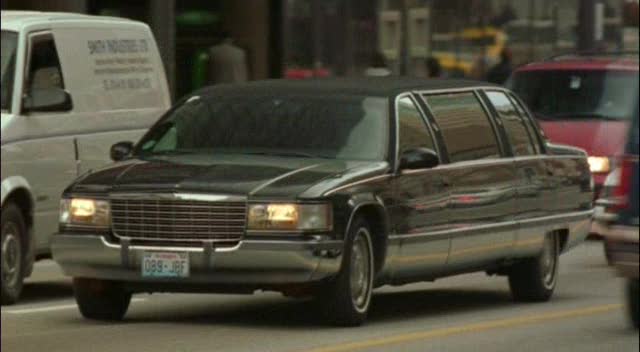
[2,0,638,99]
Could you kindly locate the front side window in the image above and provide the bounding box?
[137,94,389,161]
[486,91,536,156]
[1,30,18,111]
[425,92,500,163]
[26,33,65,94]
[397,96,436,154]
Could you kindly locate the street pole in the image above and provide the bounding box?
[577,0,597,51]
[149,0,176,102]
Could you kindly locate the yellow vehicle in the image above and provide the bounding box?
[431,27,507,77]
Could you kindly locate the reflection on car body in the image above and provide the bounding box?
[52,78,593,326]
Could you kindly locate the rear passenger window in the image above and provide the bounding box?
[397,96,436,154]
[486,91,536,156]
[424,92,500,163]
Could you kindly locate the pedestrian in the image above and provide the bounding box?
[208,30,249,84]
[364,52,392,77]
[424,56,443,78]
[486,48,513,85]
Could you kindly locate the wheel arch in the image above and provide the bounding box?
[1,176,36,277]
[345,195,390,277]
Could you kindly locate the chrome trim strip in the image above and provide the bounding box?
[389,210,593,241]
[101,237,240,253]
[518,209,593,225]
[108,193,247,202]
[390,221,517,241]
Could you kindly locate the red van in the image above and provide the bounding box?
[508,53,639,196]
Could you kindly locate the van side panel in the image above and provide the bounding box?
[51,25,170,173]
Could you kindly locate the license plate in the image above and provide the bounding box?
[142,251,189,278]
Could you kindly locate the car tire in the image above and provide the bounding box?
[628,279,639,329]
[73,278,131,321]
[1,203,26,305]
[318,217,375,326]
[508,233,559,302]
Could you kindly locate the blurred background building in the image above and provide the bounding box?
[2,0,638,99]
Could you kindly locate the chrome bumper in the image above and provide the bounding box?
[52,234,344,286]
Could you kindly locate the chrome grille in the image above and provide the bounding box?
[110,198,246,242]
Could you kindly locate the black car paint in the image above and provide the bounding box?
[62,82,592,286]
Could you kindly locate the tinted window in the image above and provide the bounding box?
[137,94,389,161]
[486,91,536,156]
[509,70,639,121]
[26,34,65,93]
[397,96,435,154]
[1,30,17,111]
[425,92,500,163]
[508,93,544,153]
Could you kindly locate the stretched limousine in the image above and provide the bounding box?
[52,78,593,326]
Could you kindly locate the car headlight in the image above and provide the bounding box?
[588,156,610,174]
[247,203,332,232]
[59,198,110,228]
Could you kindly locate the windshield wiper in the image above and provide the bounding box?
[138,150,199,157]
[241,151,332,159]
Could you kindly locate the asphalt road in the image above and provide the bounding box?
[2,241,638,352]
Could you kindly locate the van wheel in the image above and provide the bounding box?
[1,203,26,305]
[508,233,559,302]
[628,279,639,329]
[318,217,374,326]
[73,278,131,321]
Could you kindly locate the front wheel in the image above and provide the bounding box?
[73,278,131,321]
[1,203,26,305]
[508,233,559,302]
[318,217,375,326]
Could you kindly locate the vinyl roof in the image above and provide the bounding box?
[191,77,500,99]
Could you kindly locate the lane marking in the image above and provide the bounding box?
[2,298,146,314]
[300,304,622,352]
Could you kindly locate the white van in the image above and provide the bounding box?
[1,11,171,304]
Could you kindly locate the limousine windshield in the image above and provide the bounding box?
[136,94,389,161]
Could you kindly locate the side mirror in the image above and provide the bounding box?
[110,141,134,162]
[23,88,72,112]
[400,147,439,170]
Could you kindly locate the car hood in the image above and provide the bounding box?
[539,119,629,157]
[68,154,390,199]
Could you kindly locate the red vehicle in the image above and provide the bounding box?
[508,53,639,196]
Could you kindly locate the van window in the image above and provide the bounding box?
[397,96,436,154]
[1,30,17,111]
[486,91,536,156]
[425,92,500,163]
[26,33,65,94]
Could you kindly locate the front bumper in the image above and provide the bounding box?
[603,226,640,279]
[51,234,344,288]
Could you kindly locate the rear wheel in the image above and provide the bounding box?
[628,279,639,329]
[1,204,26,305]
[508,233,559,302]
[73,278,131,321]
[318,217,374,326]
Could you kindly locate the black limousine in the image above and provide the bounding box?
[52,78,593,326]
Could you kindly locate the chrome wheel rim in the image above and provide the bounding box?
[541,235,557,289]
[350,228,373,313]
[2,222,21,288]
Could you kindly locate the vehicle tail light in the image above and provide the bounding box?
[612,154,634,210]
